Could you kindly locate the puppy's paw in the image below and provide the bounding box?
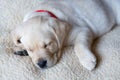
[14,50,28,56]
[80,54,96,70]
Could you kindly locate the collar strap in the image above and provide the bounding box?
[35,10,58,19]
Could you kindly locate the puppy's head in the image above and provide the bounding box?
[12,16,70,69]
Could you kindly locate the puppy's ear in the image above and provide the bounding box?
[48,18,70,49]
[11,27,22,47]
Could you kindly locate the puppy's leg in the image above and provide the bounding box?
[13,46,28,56]
[74,28,96,70]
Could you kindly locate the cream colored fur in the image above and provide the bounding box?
[12,0,120,70]
[1,0,120,80]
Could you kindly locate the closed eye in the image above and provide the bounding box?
[43,44,47,48]
[44,41,52,48]
[17,39,21,44]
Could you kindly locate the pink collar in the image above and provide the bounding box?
[35,10,58,19]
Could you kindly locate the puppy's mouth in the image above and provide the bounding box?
[36,51,61,69]
[14,49,61,69]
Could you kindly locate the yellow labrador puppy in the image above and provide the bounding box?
[12,0,120,70]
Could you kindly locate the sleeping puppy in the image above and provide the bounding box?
[12,0,120,70]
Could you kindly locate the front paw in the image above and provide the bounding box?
[14,50,28,56]
[80,54,96,70]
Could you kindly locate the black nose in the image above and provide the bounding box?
[37,60,47,68]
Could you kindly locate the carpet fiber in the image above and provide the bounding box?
[0,0,120,80]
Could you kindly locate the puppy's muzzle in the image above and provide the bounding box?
[37,59,47,68]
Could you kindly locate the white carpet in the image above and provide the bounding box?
[0,0,120,80]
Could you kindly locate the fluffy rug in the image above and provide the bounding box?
[0,0,120,80]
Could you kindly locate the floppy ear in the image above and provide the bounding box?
[48,18,70,49]
[11,27,22,47]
